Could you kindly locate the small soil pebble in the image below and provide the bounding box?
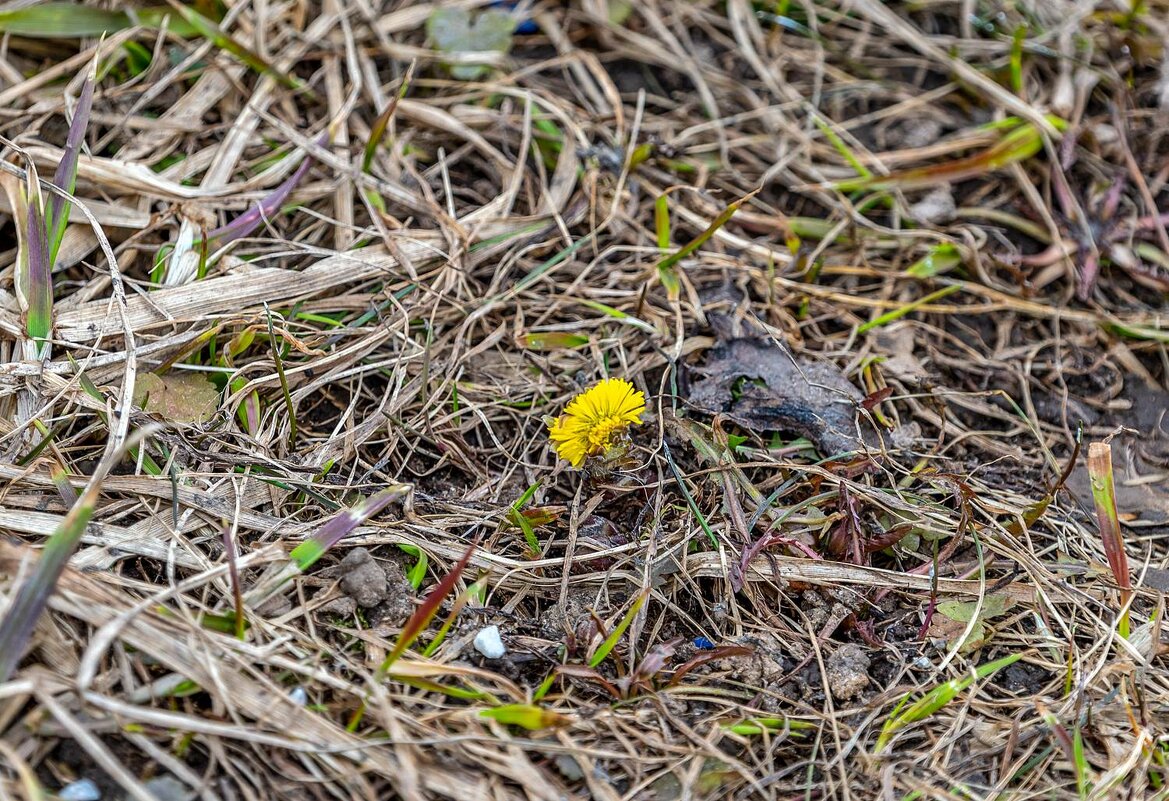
[825,643,871,701]
[339,547,389,608]
[317,596,357,617]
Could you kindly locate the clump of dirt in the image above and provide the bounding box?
[721,633,793,709]
[319,548,414,625]
[825,643,871,701]
[339,548,387,607]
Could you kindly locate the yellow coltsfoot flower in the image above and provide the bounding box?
[548,378,646,468]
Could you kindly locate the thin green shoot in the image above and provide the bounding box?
[363,62,414,174]
[905,243,963,279]
[1087,442,1132,639]
[397,543,429,591]
[377,541,476,677]
[576,299,656,334]
[655,192,672,252]
[875,652,1023,753]
[422,575,486,658]
[1009,25,1027,95]
[723,717,814,737]
[167,4,304,93]
[480,703,569,731]
[264,306,297,450]
[506,481,542,554]
[661,440,719,547]
[653,191,754,297]
[857,284,962,334]
[811,111,871,179]
[588,590,648,668]
[532,667,559,702]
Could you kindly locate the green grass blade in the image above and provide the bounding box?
[832,116,1066,193]
[655,193,672,252]
[421,576,485,658]
[588,590,648,668]
[167,4,302,92]
[265,307,297,449]
[875,652,1022,752]
[24,192,52,351]
[47,58,96,270]
[857,284,961,334]
[905,243,962,279]
[654,191,754,293]
[397,544,429,591]
[0,3,131,36]
[811,112,871,179]
[0,3,198,37]
[480,704,570,730]
[363,64,414,174]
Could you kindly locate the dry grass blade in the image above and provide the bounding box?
[3,1,1169,798]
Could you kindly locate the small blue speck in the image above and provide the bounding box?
[694,636,715,650]
[490,1,539,34]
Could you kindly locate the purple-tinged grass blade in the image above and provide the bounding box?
[208,134,326,246]
[0,424,158,682]
[666,645,753,688]
[242,484,410,612]
[377,540,477,677]
[1088,441,1132,638]
[46,60,96,270]
[24,196,52,352]
[288,484,410,572]
[221,520,245,640]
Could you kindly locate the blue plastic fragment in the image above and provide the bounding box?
[490,1,538,34]
[693,636,715,650]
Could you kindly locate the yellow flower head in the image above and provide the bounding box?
[548,378,646,468]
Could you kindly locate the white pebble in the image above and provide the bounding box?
[59,779,101,801]
[473,625,506,659]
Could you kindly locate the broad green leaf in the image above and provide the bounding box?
[932,593,1015,652]
[426,8,514,80]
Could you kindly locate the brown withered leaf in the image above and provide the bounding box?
[133,372,220,423]
[687,316,874,458]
